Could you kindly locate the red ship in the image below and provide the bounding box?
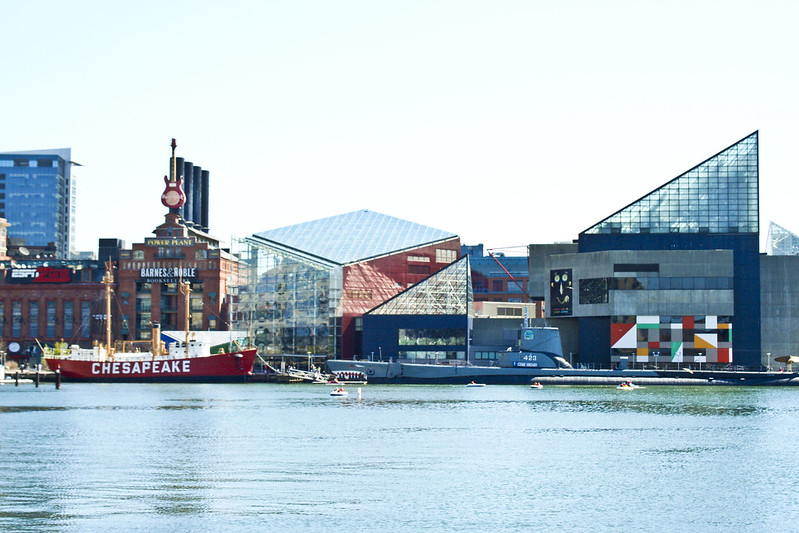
[46,346,256,383]
[44,261,256,382]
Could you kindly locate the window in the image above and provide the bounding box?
[580,278,609,304]
[398,328,466,346]
[80,301,90,338]
[12,302,21,337]
[346,289,372,299]
[47,301,56,337]
[29,301,39,338]
[436,249,457,263]
[133,250,145,260]
[614,263,659,272]
[64,301,73,338]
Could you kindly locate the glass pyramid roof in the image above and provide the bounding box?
[254,210,457,265]
[583,132,759,235]
[766,222,799,255]
[368,255,473,316]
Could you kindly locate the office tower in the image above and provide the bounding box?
[0,148,76,259]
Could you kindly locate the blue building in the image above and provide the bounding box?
[463,244,531,304]
[362,255,473,363]
[0,148,76,259]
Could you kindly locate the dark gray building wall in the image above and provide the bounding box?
[761,255,799,365]
[528,243,578,300]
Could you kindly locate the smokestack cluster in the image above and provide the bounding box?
[173,156,210,232]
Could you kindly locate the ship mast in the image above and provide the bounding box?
[179,275,191,356]
[103,259,114,359]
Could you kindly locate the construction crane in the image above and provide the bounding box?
[486,247,533,303]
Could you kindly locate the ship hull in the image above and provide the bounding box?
[46,349,257,383]
[325,360,795,386]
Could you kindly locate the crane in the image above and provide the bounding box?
[486,247,533,303]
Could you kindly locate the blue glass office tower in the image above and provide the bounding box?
[0,148,75,258]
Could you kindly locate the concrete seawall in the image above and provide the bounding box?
[528,371,799,386]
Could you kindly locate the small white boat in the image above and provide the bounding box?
[530,382,543,389]
[466,381,486,387]
[330,388,348,397]
[616,381,639,390]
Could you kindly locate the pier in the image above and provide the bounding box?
[1,368,61,388]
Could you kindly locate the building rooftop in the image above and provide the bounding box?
[254,209,458,265]
[582,131,758,236]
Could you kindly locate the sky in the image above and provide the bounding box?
[2,0,798,256]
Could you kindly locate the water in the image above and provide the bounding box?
[2,383,799,532]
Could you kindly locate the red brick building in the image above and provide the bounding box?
[116,212,239,340]
[0,261,107,360]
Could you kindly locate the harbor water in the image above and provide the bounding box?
[2,383,799,532]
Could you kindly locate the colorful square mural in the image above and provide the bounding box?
[611,315,732,364]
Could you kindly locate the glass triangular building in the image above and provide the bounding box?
[583,131,758,235]
[368,255,473,316]
[766,221,799,255]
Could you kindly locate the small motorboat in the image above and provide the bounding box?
[330,388,348,397]
[466,381,486,387]
[616,381,639,390]
[530,382,543,389]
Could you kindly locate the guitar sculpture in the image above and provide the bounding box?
[161,138,186,209]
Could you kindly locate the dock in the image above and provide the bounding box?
[1,368,61,388]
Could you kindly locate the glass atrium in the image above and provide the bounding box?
[233,237,343,357]
[232,210,460,357]
[765,222,799,255]
[369,255,474,316]
[584,132,758,235]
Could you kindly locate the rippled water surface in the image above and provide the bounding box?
[2,383,799,532]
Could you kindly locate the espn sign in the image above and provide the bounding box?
[6,267,73,284]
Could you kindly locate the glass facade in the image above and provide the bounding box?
[369,256,473,316]
[254,210,457,264]
[361,256,473,363]
[766,222,799,255]
[234,237,342,357]
[584,132,758,235]
[235,211,461,358]
[0,149,75,258]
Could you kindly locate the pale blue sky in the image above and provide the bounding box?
[2,0,797,254]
